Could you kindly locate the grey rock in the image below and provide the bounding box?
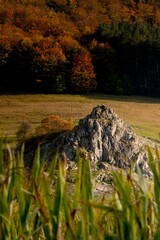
[46,105,158,178]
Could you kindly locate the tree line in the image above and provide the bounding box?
[1,0,160,96]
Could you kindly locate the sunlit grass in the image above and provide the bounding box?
[132,124,160,140]
[0,93,160,140]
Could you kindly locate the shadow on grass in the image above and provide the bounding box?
[1,91,160,104]
[84,93,160,104]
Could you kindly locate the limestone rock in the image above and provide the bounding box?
[47,105,156,178]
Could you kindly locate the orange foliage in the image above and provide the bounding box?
[34,39,66,64]
[89,39,112,55]
[0,5,13,24]
[72,52,95,79]
[69,0,111,34]
[0,0,79,42]
[35,115,74,136]
[57,12,80,37]
[58,35,81,57]
[31,38,66,81]
[70,51,96,93]
[106,0,131,22]
[0,0,160,94]
[12,5,29,29]
[129,2,155,22]
[154,8,160,24]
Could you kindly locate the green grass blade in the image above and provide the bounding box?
[15,154,25,230]
[136,166,148,239]
[63,191,75,239]
[0,140,3,174]
[33,180,51,239]
[148,146,160,216]
[73,150,83,209]
[52,155,66,238]
[32,144,41,181]
[48,151,58,178]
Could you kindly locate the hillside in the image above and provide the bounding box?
[0,0,160,96]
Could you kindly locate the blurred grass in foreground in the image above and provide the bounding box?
[0,141,160,239]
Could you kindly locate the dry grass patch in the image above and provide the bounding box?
[0,93,160,140]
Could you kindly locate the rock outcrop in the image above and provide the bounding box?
[47,105,156,178]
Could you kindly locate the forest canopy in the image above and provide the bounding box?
[1,0,160,96]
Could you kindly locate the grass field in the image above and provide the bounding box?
[0,93,160,140]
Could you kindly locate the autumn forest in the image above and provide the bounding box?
[1,0,160,96]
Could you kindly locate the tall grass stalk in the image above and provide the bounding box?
[0,142,160,239]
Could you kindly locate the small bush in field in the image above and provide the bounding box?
[16,121,31,141]
[35,114,74,136]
